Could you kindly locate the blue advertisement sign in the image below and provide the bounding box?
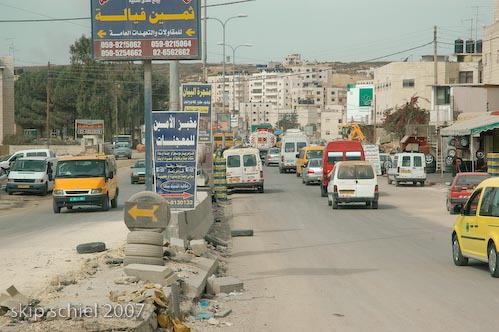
[91,0,201,60]
[152,111,199,209]
[182,84,212,142]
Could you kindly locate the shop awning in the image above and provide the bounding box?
[440,114,499,136]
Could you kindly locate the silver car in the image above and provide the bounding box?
[265,147,280,166]
[302,158,323,185]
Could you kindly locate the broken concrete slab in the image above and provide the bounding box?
[124,264,175,285]
[190,257,218,278]
[190,239,207,256]
[170,238,186,254]
[207,276,243,295]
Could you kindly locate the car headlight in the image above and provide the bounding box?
[53,189,64,195]
[132,172,137,177]
[91,188,102,194]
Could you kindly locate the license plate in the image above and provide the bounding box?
[18,185,30,189]
[69,196,85,202]
[400,169,411,173]
[340,190,355,197]
[139,176,145,181]
[228,177,240,183]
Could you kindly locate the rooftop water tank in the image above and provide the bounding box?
[454,39,464,53]
[476,39,483,53]
[465,39,475,53]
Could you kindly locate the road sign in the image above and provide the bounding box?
[124,191,171,231]
[90,0,201,61]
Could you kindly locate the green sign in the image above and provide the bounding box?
[359,88,373,107]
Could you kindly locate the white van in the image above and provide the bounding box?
[223,147,264,193]
[6,156,58,195]
[279,129,308,173]
[387,152,426,186]
[0,149,56,170]
[327,160,379,209]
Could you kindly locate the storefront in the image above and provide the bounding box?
[440,113,499,173]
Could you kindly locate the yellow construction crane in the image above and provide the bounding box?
[339,123,366,142]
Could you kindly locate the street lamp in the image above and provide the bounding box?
[217,42,252,114]
[206,14,248,113]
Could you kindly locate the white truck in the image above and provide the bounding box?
[278,129,309,173]
[249,130,276,160]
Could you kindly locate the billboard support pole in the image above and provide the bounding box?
[145,60,153,191]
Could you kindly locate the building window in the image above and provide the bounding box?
[459,71,473,83]
[402,79,415,88]
[436,86,450,105]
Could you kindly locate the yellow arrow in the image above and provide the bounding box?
[186,28,195,37]
[97,30,107,38]
[128,204,159,222]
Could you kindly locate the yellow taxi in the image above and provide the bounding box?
[295,146,324,177]
[452,177,499,277]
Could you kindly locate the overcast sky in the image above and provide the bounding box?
[0,0,494,67]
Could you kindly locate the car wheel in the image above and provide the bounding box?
[279,167,283,174]
[101,195,109,211]
[41,183,48,196]
[446,199,450,212]
[258,185,264,193]
[328,195,332,206]
[7,190,12,195]
[111,190,118,208]
[332,197,338,209]
[452,234,468,266]
[387,177,392,185]
[53,200,61,214]
[372,201,378,209]
[488,243,499,277]
[420,181,425,187]
[395,180,400,187]
[296,170,300,177]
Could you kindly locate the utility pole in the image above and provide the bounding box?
[433,25,441,174]
[114,83,119,137]
[46,62,51,148]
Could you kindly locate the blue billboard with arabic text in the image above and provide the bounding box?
[152,111,199,209]
[91,0,201,61]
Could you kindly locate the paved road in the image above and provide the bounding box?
[212,166,499,332]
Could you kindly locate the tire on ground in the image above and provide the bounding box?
[124,256,165,266]
[125,243,163,257]
[76,242,106,254]
[127,231,164,246]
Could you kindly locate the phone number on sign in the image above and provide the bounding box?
[152,48,191,56]
[100,49,143,57]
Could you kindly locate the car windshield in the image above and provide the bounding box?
[11,159,46,172]
[269,148,280,154]
[134,160,145,168]
[116,143,129,149]
[307,150,323,159]
[309,159,322,167]
[56,160,106,178]
[456,175,490,186]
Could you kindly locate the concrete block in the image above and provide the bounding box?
[190,239,207,256]
[181,273,207,299]
[163,210,187,242]
[185,192,214,239]
[170,237,186,254]
[207,276,243,295]
[190,256,218,278]
[124,264,174,285]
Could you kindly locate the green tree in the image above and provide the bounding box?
[382,96,430,140]
[276,112,299,132]
[14,70,49,135]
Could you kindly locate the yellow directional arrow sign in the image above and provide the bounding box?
[186,28,195,37]
[128,204,159,222]
[97,30,107,38]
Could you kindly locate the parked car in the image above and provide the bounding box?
[446,172,491,214]
[265,147,280,166]
[114,142,132,159]
[302,158,323,185]
[327,160,378,209]
[451,177,499,277]
[130,159,146,184]
[387,152,426,186]
[0,149,56,171]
